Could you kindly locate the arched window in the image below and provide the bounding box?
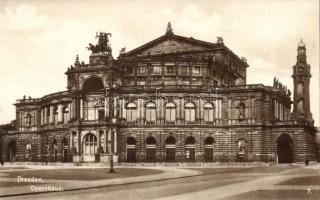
[126,102,137,122]
[185,136,195,145]
[82,77,104,93]
[185,102,195,122]
[166,136,176,145]
[145,102,156,122]
[146,136,156,145]
[62,105,69,124]
[83,133,97,155]
[165,102,176,122]
[127,137,136,145]
[203,102,215,122]
[205,137,215,146]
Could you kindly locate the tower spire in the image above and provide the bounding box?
[292,40,313,124]
[74,55,80,67]
[166,22,173,35]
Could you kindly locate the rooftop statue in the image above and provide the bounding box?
[87,32,112,54]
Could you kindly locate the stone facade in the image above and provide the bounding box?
[1,24,317,164]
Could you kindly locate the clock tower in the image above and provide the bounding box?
[291,40,313,124]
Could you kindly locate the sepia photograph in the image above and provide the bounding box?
[0,0,319,199]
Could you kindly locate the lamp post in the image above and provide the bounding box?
[156,88,160,124]
[156,88,161,161]
[215,88,219,124]
[105,86,117,173]
[109,117,117,173]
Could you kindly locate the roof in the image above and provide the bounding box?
[121,32,248,66]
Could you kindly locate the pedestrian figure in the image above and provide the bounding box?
[1,158,4,166]
[305,158,309,166]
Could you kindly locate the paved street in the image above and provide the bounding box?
[0,164,320,199]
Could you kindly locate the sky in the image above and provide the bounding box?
[0,0,319,126]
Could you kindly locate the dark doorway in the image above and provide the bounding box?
[7,140,16,162]
[277,134,293,163]
[185,136,196,162]
[126,137,136,162]
[62,138,68,162]
[204,137,215,162]
[52,139,58,162]
[166,136,176,162]
[146,137,156,162]
[127,149,136,162]
[166,148,175,162]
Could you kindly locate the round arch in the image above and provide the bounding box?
[82,77,104,92]
[185,136,196,145]
[83,133,97,155]
[126,137,136,145]
[7,140,16,162]
[205,136,215,145]
[166,136,176,145]
[146,136,156,145]
[277,134,293,163]
[126,137,136,163]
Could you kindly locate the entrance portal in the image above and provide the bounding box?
[204,137,215,162]
[62,138,68,162]
[165,136,176,162]
[126,137,136,162]
[146,137,156,162]
[7,140,16,162]
[277,134,293,163]
[185,136,195,162]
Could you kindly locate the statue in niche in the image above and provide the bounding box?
[25,113,32,128]
[238,139,246,155]
[238,103,245,119]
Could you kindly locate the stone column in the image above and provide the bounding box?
[77,131,81,156]
[69,132,73,148]
[41,109,44,125]
[44,108,48,124]
[80,99,83,119]
[97,131,100,150]
[49,106,54,124]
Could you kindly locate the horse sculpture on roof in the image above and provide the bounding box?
[87,32,112,54]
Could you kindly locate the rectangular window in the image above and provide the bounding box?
[167,66,174,73]
[152,66,161,74]
[180,66,188,74]
[192,66,200,74]
[139,66,146,74]
[165,109,176,122]
[126,67,133,74]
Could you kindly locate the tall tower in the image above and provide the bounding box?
[291,40,313,124]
